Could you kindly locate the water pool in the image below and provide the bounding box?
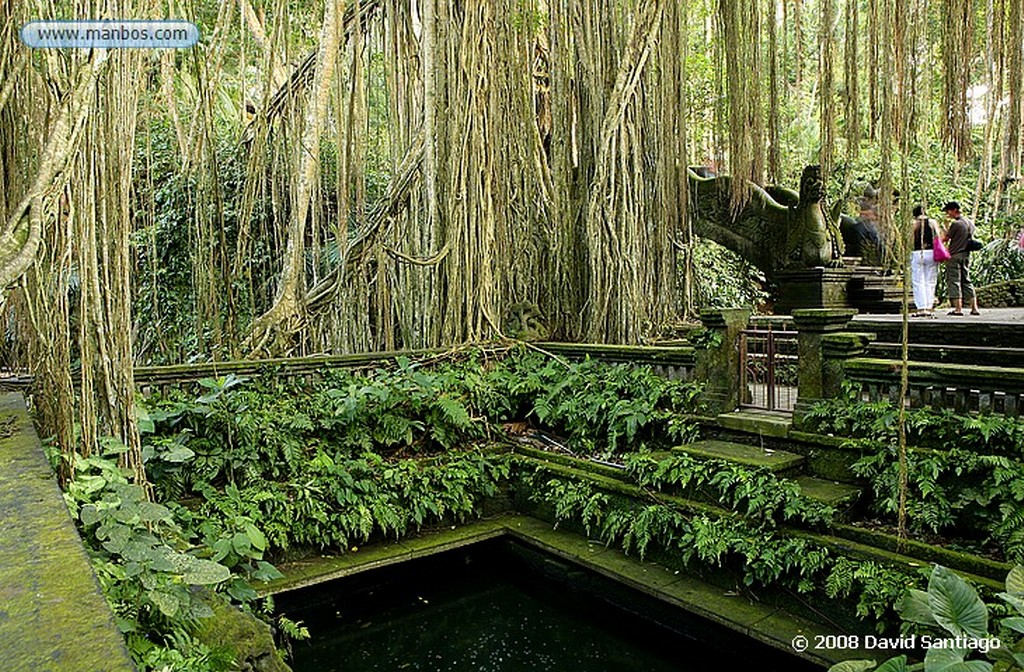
[277,539,822,672]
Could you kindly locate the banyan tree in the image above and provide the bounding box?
[1,0,1023,478]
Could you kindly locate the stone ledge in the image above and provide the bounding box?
[845,357,1024,392]
[674,439,806,475]
[258,518,510,595]
[0,393,135,672]
[717,410,793,438]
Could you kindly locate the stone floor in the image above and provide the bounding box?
[853,306,1024,324]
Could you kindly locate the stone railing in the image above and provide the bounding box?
[536,343,697,381]
[7,342,697,397]
[133,349,441,394]
[843,358,1024,417]
[786,311,1024,420]
[8,350,447,395]
[128,343,696,395]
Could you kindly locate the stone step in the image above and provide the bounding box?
[793,475,862,508]
[867,342,1024,368]
[673,439,806,476]
[717,410,792,438]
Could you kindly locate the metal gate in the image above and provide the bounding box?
[738,325,799,412]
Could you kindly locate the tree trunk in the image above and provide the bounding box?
[246,0,346,355]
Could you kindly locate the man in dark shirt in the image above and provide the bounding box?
[840,200,884,264]
[942,201,979,315]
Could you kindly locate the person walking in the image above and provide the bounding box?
[941,201,980,315]
[910,205,939,317]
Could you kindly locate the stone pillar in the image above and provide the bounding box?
[774,266,855,314]
[790,308,871,428]
[694,308,751,415]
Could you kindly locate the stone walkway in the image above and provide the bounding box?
[0,393,134,672]
[853,306,1024,324]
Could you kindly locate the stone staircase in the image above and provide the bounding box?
[672,438,806,476]
[845,261,903,314]
[717,409,793,438]
[672,437,863,513]
[656,409,867,514]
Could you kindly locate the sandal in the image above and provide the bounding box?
[970,310,981,315]
[947,310,964,315]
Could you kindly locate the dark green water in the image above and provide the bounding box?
[280,540,820,672]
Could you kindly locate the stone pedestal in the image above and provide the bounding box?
[790,309,865,428]
[774,267,855,314]
[695,308,750,415]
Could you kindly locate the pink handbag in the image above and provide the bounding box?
[933,236,951,262]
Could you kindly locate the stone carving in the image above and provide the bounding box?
[687,165,843,281]
[503,301,549,341]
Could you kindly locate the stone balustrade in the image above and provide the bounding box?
[536,342,697,381]
[843,358,1024,417]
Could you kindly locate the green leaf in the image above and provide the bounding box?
[76,474,108,495]
[923,648,991,672]
[828,662,877,672]
[148,590,180,618]
[988,648,1024,667]
[160,444,194,463]
[1001,616,1024,634]
[79,504,101,526]
[875,657,910,672]
[190,599,214,620]
[100,522,131,554]
[121,541,156,563]
[899,589,938,627]
[1006,566,1024,594]
[928,565,989,638]
[999,592,1024,617]
[210,538,232,563]
[436,396,471,428]
[98,436,129,456]
[135,501,172,524]
[227,578,258,602]
[149,548,176,573]
[252,561,283,582]
[135,404,155,435]
[245,523,268,552]
[180,557,231,585]
[231,532,252,556]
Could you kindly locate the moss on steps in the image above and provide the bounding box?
[674,439,806,475]
[0,393,135,672]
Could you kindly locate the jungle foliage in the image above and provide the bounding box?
[828,564,1024,672]
[62,349,704,669]
[518,462,919,629]
[805,392,1024,563]
[52,346,1024,668]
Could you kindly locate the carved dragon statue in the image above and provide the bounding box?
[687,165,844,282]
